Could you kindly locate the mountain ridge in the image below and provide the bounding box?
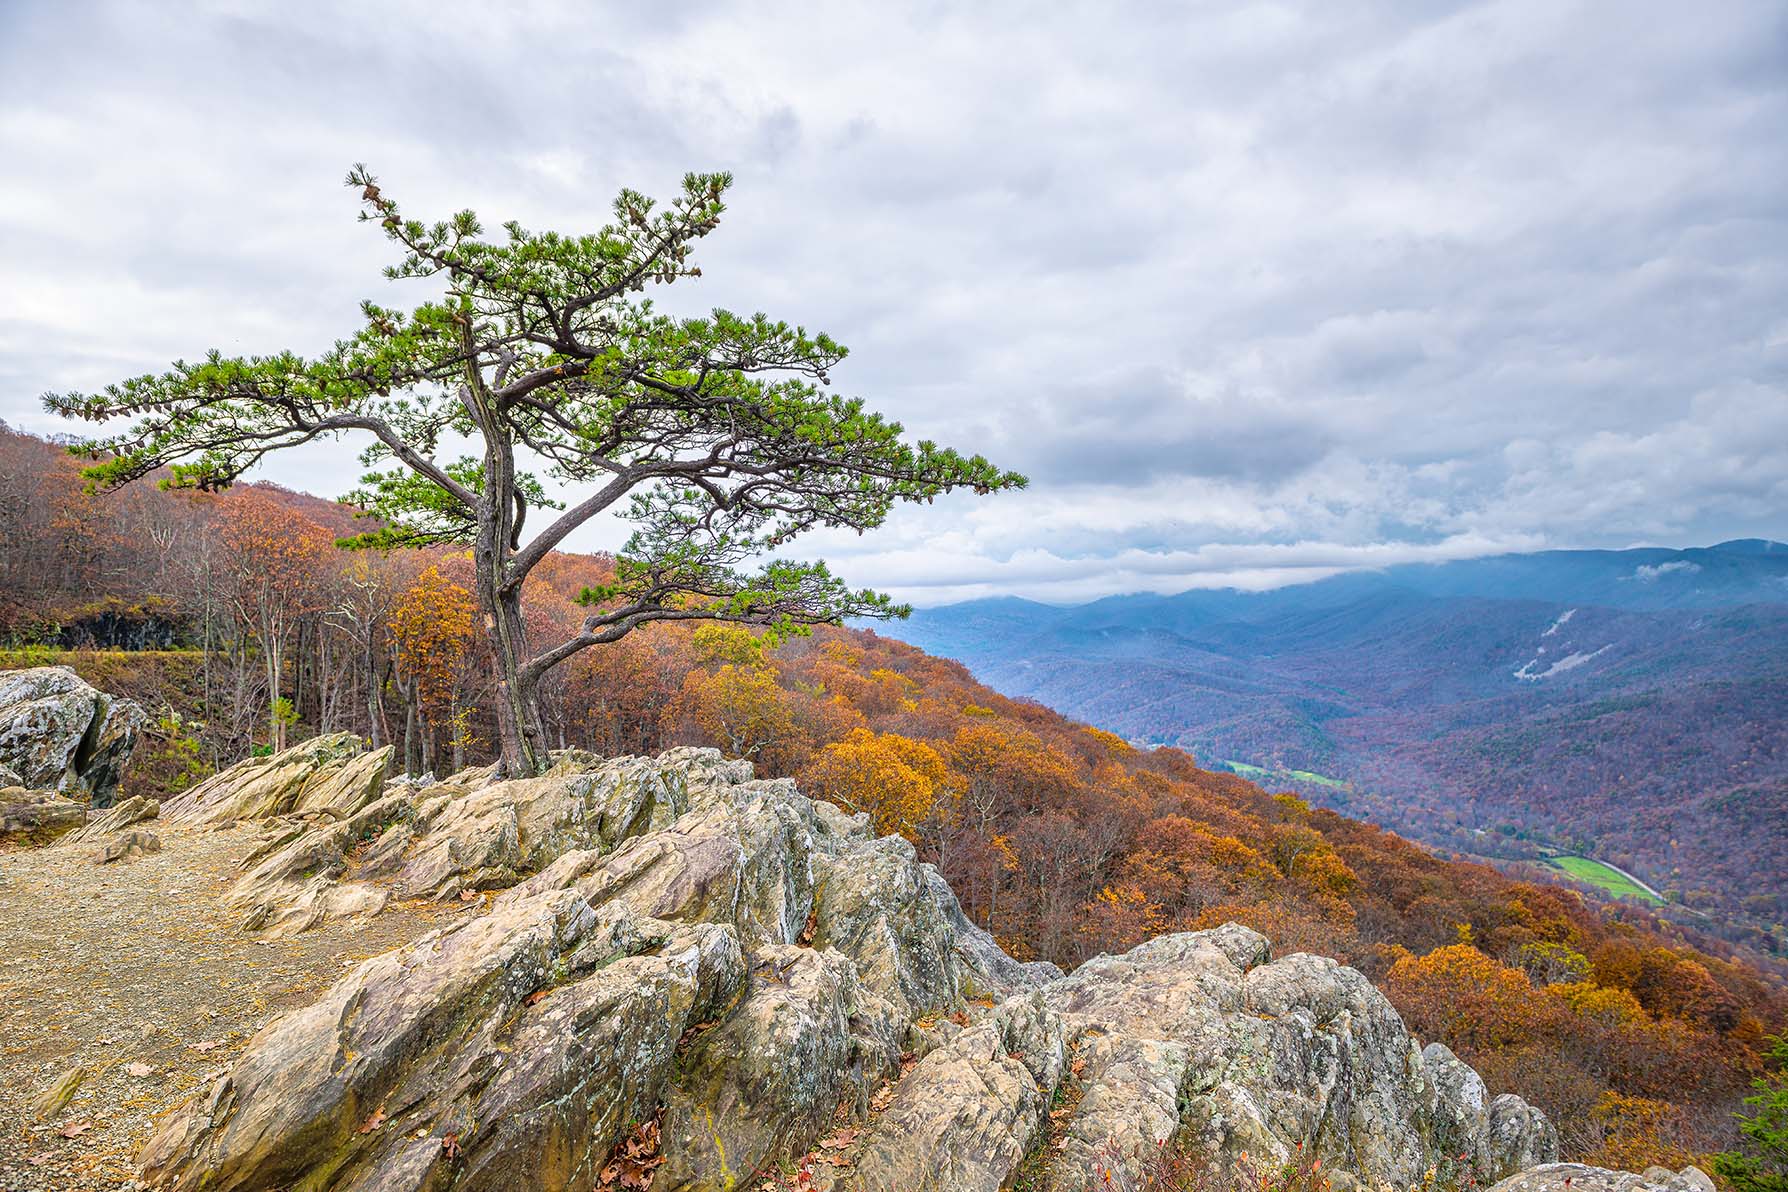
[894,542,1788,952]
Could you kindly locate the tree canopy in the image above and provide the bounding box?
[46,166,1025,772]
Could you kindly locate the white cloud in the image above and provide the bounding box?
[2,0,1783,606]
[1633,561,1704,583]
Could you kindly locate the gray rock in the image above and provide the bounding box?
[133,750,1557,1192]
[1487,1093,1560,1179]
[0,666,145,806]
[853,994,1065,1192]
[1032,928,1555,1192]
[1489,1163,1717,1192]
[656,944,902,1189]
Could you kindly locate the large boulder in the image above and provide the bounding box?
[1017,928,1553,1192]
[0,666,145,807]
[135,749,1557,1192]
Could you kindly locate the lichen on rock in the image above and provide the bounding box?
[0,665,145,807]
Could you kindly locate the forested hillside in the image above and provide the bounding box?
[897,556,1788,954]
[1,421,1784,1172]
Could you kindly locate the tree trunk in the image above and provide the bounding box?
[473,475,546,776]
[481,579,545,776]
[456,357,549,777]
[363,637,386,748]
[400,679,421,777]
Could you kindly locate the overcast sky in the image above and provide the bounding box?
[3,1,1784,605]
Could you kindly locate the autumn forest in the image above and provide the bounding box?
[2,421,1783,1177]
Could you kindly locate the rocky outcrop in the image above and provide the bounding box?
[0,666,145,806]
[66,793,159,843]
[139,750,1020,1190]
[1489,1163,1716,1192]
[135,747,1560,1192]
[211,746,725,936]
[163,732,392,825]
[1030,929,1558,1192]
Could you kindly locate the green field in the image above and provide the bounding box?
[1217,760,1350,790]
[1546,855,1664,904]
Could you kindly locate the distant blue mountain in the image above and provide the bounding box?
[891,542,1788,944]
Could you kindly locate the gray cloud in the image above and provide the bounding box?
[2,0,1784,604]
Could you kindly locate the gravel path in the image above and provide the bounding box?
[0,822,467,1191]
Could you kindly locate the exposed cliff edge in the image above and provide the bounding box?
[134,739,1566,1192]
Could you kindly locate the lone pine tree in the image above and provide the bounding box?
[47,166,1023,774]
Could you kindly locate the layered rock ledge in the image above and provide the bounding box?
[134,742,1563,1192]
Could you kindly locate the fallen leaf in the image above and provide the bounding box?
[190,1040,221,1053]
[459,888,478,902]
[28,1152,52,1166]
[358,1107,386,1134]
[58,1121,91,1138]
[126,1062,154,1078]
[525,988,551,1007]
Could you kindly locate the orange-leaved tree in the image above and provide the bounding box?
[388,564,479,774]
[218,490,334,750]
[801,727,958,840]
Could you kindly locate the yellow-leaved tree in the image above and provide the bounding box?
[802,728,959,840]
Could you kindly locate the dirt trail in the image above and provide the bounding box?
[0,822,467,1191]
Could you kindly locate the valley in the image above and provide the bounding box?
[895,543,1788,955]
